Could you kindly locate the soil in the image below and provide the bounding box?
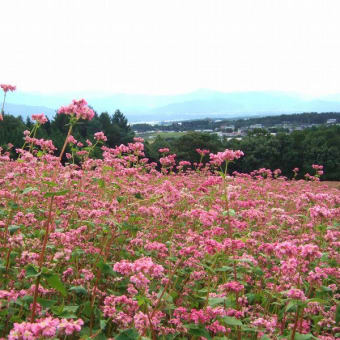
[320,181,340,190]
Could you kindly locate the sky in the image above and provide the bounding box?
[1,0,340,96]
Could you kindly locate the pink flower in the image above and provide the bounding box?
[219,281,244,293]
[285,288,307,301]
[57,99,94,120]
[94,131,107,142]
[67,135,77,144]
[209,149,244,166]
[196,148,210,156]
[31,114,48,125]
[0,84,16,92]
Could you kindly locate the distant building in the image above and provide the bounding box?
[249,124,263,129]
[326,119,337,124]
[220,125,235,131]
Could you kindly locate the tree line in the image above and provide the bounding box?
[0,111,339,180]
[132,112,339,132]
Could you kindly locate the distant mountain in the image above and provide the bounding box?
[4,103,56,120]
[4,90,340,122]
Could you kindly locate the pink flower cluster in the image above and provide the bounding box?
[113,257,164,290]
[103,295,139,326]
[196,148,210,156]
[218,281,244,293]
[159,154,176,168]
[8,317,84,339]
[114,257,164,277]
[24,136,57,152]
[285,288,307,301]
[209,149,244,166]
[94,131,107,142]
[57,99,94,120]
[31,114,48,125]
[0,84,16,92]
[158,148,170,153]
[67,135,77,144]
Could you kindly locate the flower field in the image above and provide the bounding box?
[0,95,339,339]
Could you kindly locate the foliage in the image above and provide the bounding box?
[0,120,339,338]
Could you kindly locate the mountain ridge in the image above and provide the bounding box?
[3,90,340,122]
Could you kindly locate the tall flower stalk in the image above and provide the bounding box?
[57,99,94,161]
[0,84,16,120]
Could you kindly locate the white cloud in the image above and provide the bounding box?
[1,0,340,95]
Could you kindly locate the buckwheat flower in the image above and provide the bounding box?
[31,114,48,125]
[0,84,16,92]
[130,272,150,289]
[58,99,94,120]
[67,135,77,144]
[285,288,307,301]
[209,149,244,166]
[206,320,227,334]
[219,281,244,293]
[196,148,210,155]
[94,131,107,142]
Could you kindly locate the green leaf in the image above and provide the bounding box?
[336,304,340,325]
[43,272,66,297]
[36,298,57,308]
[294,333,318,340]
[42,181,58,187]
[253,267,264,276]
[8,225,21,235]
[185,324,212,339]
[8,201,19,210]
[117,196,125,203]
[320,285,332,293]
[97,260,115,276]
[222,316,243,326]
[25,264,40,278]
[44,189,70,198]
[307,298,327,304]
[286,301,298,313]
[246,293,263,305]
[53,305,79,318]
[216,266,233,272]
[81,301,92,318]
[208,297,226,307]
[69,285,87,295]
[261,336,271,340]
[100,319,107,330]
[63,305,79,313]
[22,187,38,194]
[134,192,143,199]
[121,222,138,232]
[115,328,139,340]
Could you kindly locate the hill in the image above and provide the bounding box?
[4,89,340,122]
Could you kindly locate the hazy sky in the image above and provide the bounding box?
[1,0,340,96]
